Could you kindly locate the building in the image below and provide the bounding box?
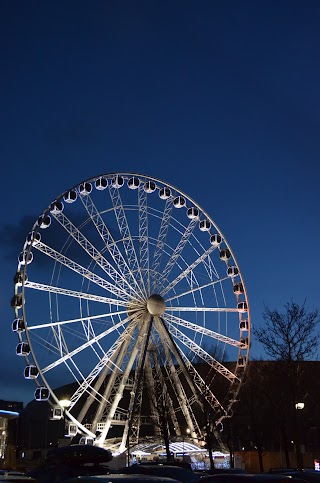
[0,399,23,469]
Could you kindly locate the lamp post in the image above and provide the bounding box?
[295,402,305,470]
[59,399,71,444]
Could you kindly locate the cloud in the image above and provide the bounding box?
[0,215,37,258]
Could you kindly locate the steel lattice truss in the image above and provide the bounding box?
[12,172,251,453]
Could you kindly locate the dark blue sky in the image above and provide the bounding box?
[1,0,320,405]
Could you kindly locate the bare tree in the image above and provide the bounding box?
[253,299,320,468]
[254,300,319,362]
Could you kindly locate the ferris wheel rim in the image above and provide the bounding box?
[13,171,251,449]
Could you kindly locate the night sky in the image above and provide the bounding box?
[1,0,320,405]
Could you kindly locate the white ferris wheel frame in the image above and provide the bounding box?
[12,172,251,453]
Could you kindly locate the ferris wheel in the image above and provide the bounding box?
[11,172,250,453]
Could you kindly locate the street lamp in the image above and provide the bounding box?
[59,399,71,441]
[295,401,305,469]
[59,399,71,409]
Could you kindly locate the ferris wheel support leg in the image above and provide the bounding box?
[144,353,164,435]
[120,316,154,452]
[154,316,200,439]
[96,315,153,447]
[76,319,139,433]
[147,346,182,437]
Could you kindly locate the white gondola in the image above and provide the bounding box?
[26,231,41,245]
[199,219,211,231]
[11,295,23,309]
[95,176,108,190]
[65,423,78,437]
[18,250,33,265]
[173,196,185,208]
[50,201,64,213]
[64,189,78,203]
[233,283,244,295]
[38,215,51,229]
[227,266,239,277]
[128,177,140,189]
[16,342,30,356]
[24,365,39,379]
[112,175,124,188]
[79,436,94,445]
[79,182,92,196]
[34,386,50,401]
[50,406,63,420]
[159,187,171,199]
[144,181,156,193]
[239,319,249,331]
[219,249,231,261]
[240,337,249,348]
[210,234,222,246]
[14,271,28,286]
[187,207,199,219]
[238,301,248,312]
[12,318,25,333]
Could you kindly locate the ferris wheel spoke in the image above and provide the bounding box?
[70,317,140,411]
[34,241,133,302]
[165,276,232,302]
[151,196,174,289]
[163,313,247,349]
[24,280,129,306]
[165,320,239,382]
[51,211,143,300]
[27,308,131,331]
[160,244,220,297]
[138,185,150,294]
[78,193,145,299]
[166,306,241,313]
[29,331,62,356]
[41,315,131,374]
[153,218,198,292]
[180,352,227,414]
[109,184,148,296]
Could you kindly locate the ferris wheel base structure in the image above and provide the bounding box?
[11,172,251,454]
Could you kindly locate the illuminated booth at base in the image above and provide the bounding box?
[0,400,23,466]
[130,440,230,470]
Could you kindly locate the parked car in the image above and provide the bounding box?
[25,444,115,483]
[199,473,308,483]
[119,464,201,482]
[268,469,320,483]
[26,462,115,483]
[0,476,36,482]
[44,444,113,464]
[195,468,247,477]
[0,472,26,476]
[65,475,183,482]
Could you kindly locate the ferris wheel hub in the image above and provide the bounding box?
[146,294,165,316]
